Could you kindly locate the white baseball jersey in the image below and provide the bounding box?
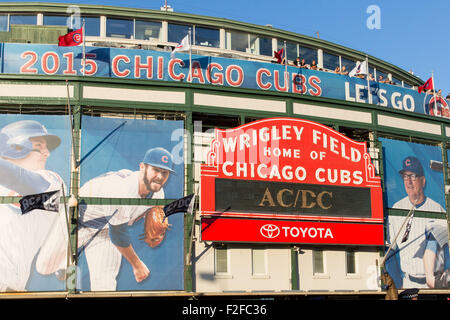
[78,169,164,228]
[393,196,445,213]
[387,214,448,288]
[0,170,66,292]
[77,169,164,291]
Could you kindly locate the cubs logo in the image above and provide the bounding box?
[72,32,82,44]
[424,95,449,118]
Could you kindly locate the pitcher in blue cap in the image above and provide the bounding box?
[75,146,176,291]
[139,147,175,197]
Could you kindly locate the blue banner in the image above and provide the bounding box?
[2,43,450,119]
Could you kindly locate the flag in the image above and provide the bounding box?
[58,28,83,47]
[349,60,367,77]
[171,34,190,58]
[19,190,60,215]
[274,48,284,64]
[401,208,415,243]
[163,193,195,218]
[418,77,433,94]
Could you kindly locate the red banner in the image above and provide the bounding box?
[201,217,384,246]
[200,118,384,245]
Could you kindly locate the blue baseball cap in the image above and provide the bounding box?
[142,147,175,174]
[399,156,424,177]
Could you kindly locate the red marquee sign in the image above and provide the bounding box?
[200,118,384,245]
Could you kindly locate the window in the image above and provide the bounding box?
[323,52,339,70]
[259,37,272,56]
[346,249,356,274]
[299,46,317,65]
[392,76,402,86]
[215,246,229,274]
[277,40,297,61]
[0,14,8,31]
[249,34,258,54]
[9,14,36,25]
[168,23,190,43]
[376,69,388,82]
[341,57,356,74]
[312,249,324,274]
[252,248,267,275]
[43,15,68,26]
[83,16,100,36]
[227,30,248,52]
[135,20,161,41]
[194,26,219,47]
[106,18,133,39]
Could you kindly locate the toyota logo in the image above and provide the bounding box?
[260,224,280,239]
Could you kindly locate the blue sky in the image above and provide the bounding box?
[11,0,450,94]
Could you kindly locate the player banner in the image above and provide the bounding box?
[380,138,446,212]
[77,116,184,291]
[1,43,449,118]
[381,138,450,289]
[0,114,71,292]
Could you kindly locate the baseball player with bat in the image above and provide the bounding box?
[0,120,68,292]
[387,156,449,289]
[77,147,173,291]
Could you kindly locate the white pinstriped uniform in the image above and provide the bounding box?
[389,197,447,288]
[0,170,67,292]
[78,170,164,291]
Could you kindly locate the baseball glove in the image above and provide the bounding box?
[139,206,170,248]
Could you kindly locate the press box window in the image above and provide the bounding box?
[259,36,272,56]
[83,16,100,36]
[299,46,318,65]
[9,14,36,25]
[194,26,219,48]
[106,18,133,39]
[43,15,68,26]
[277,40,297,61]
[227,30,248,52]
[341,57,356,73]
[215,246,229,274]
[323,52,339,70]
[168,23,191,44]
[135,20,161,41]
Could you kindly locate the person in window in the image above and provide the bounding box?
[300,58,308,68]
[334,66,340,74]
[368,73,375,81]
[340,66,348,75]
[293,57,301,67]
[378,75,388,83]
[310,60,318,70]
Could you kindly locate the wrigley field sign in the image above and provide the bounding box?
[200,118,384,245]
